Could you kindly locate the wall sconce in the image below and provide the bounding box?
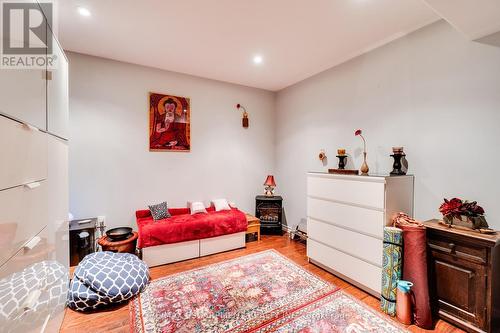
[318,149,327,162]
[236,104,249,128]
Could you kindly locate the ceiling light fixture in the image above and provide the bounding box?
[77,7,91,17]
[253,55,263,65]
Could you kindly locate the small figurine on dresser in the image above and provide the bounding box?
[336,149,347,169]
[390,147,408,175]
[328,149,358,175]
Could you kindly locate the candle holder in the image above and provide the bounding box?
[390,153,406,175]
[337,155,347,170]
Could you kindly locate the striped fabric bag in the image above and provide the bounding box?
[380,226,403,316]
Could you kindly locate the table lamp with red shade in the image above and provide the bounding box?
[264,175,276,197]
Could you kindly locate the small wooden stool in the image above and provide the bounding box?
[246,214,261,241]
[98,231,138,255]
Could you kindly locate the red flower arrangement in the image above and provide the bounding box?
[439,198,485,218]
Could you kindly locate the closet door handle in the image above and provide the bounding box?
[24,236,41,250]
[24,181,41,189]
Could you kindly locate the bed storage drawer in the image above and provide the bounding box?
[200,232,245,257]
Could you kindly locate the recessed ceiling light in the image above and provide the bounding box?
[253,55,263,65]
[77,7,91,17]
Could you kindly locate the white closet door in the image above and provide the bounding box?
[0,116,47,190]
[0,1,47,129]
[47,32,69,139]
[0,180,48,267]
[47,136,69,268]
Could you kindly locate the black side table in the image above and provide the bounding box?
[255,195,283,235]
[69,218,97,266]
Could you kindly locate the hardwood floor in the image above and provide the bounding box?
[61,235,464,333]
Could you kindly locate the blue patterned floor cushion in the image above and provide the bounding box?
[68,251,149,311]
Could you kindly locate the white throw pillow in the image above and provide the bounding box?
[189,201,207,214]
[212,199,231,212]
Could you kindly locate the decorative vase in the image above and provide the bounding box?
[360,152,369,174]
[337,155,347,170]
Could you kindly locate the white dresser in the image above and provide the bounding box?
[306,172,414,296]
[0,3,69,331]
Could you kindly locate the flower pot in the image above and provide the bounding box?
[443,215,489,230]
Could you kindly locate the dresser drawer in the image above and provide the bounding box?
[0,116,47,191]
[307,197,384,239]
[427,234,487,265]
[308,239,381,294]
[308,218,382,267]
[0,181,48,267]
[307,175,385,209]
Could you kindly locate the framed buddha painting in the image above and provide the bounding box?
[149,92,191,151]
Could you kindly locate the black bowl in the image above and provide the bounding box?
[106,227,133,241]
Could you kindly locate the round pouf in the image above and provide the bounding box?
[68,251,149,311]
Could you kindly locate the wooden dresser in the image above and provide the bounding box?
[425,220,500,333]
[306,172,414,296]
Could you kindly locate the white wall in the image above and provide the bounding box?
[276,21,500,230]
[68,53,275,228]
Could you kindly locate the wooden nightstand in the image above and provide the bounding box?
[425,220,500,333]
[246,214,261,241]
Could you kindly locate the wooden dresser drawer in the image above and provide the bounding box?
[307,197,385,239]
[0,116,47,191]
[0,181,48,267]
[308,218,382,267]
[428,234,487,265]
[307,174,385,209]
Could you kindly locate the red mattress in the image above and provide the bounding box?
[135,207,247,249]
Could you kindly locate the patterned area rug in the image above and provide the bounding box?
[130,250,407,332]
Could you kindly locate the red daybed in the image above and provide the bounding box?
[135,207,247,267]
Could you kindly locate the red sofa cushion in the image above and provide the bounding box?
[136,207,247,248]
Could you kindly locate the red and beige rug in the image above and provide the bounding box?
[130,250,407,332]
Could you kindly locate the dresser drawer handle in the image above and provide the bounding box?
[22,123,39,132]
[448,243,456,251]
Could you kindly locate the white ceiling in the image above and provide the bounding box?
[422,0,500,41]
[57,0,439,91]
